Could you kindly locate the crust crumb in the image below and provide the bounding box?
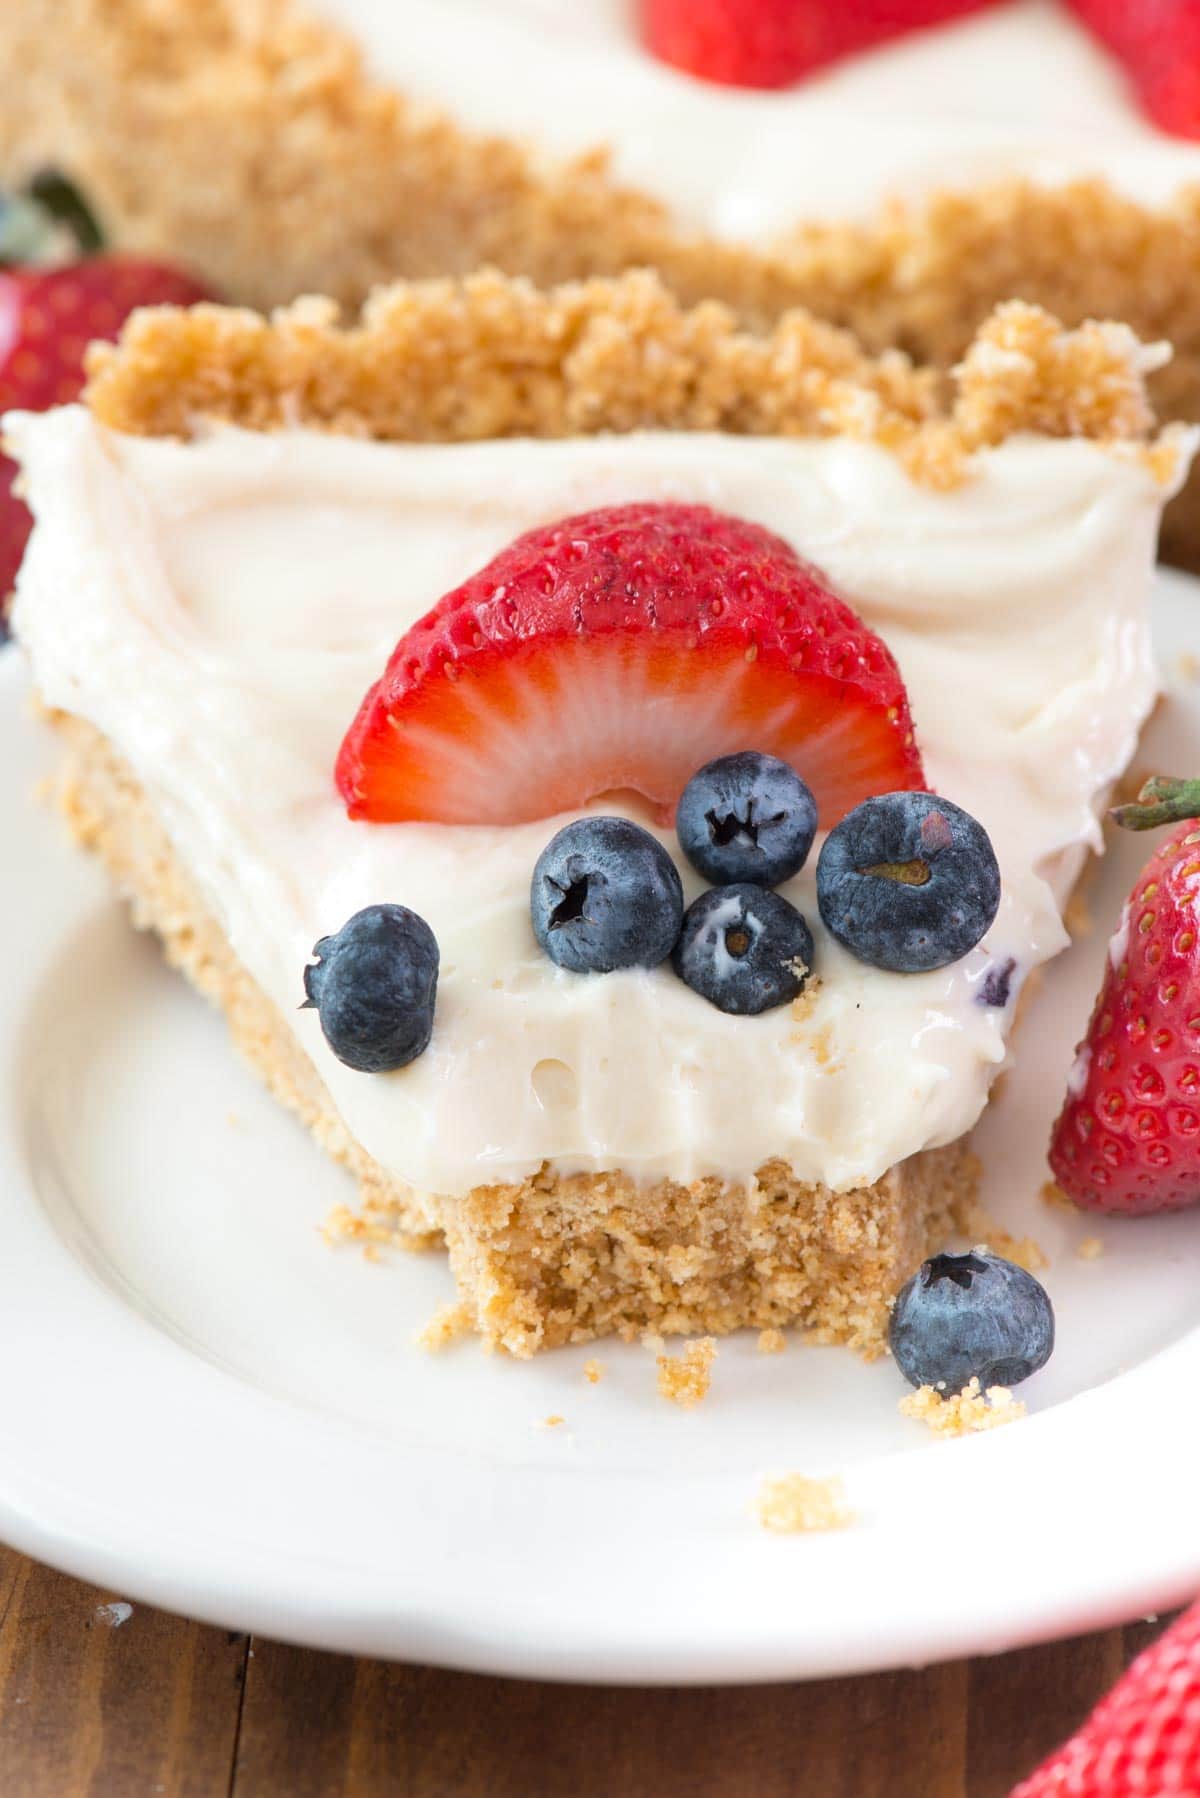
[418,1301,473,1352]
[1178,650,1200,681]
[657,1338,717,1409]
[1077,1235,1105,1261]
[1039,1180,1075,1213]
[542,1414,565,1429]
[999,1236,1048,1274]
[901,1376,1026,1436]
[757,1328,787,1355]
[322,1193,439,1257]
[806,1023,841,1072]
[790,996,842,1071]
[964,1203,1048,1273]
[789,977,822,1027]
[320,1203,356,1247]
[583,1359,605,1384]
[757,1473,854,1534]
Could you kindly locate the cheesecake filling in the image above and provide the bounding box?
[311,0,1200,237]
[9,411,1190,1200]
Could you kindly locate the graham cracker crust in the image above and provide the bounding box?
[50,711,978,1359]
[84,272,1179,492]
[4,0,1200,555]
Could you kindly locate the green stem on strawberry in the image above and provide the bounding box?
[1110,775,1200,832]
[0,171,102,269]
[25,171,103,255]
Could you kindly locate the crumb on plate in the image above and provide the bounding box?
[1077,1235,1105,1261]
[322,1193,438,1258]
[583,1359,604,1384]
[964,1201,1049,1273]
[900,1376,1026,1437]
[757,1328,787,1355]
[756,1473,855,1534]
[417,1301,473,1352]
[657,1338,717,1409]
[1039,1180,1074,1213]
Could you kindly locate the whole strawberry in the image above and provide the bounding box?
[1048,776,1200,1216]
[638,0,997,89]
[1011,1601,1200,1797]
[0,175,211,631]
[638,0,827,86]
[1067,0,1200,139]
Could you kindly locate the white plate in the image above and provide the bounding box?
[2,577,1200,1686]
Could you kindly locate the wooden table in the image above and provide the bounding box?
[0,1544,1174,1796]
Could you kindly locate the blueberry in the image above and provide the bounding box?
[531,816,683,973]
[816,791,1001,973]
[676,751,818,887]
[672,882,814,1015]
[889,1250,1054,1393]
[303,903,439,1072]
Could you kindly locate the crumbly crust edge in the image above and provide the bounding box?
[83,272,1183,491]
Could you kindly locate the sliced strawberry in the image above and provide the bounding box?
[1048,776,1200,1217]
[0,254,212,610]
[336,503,925,829]
[638,0,998,90]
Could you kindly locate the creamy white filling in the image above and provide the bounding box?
[9,412,1188,1201]
[310,0,1200,236]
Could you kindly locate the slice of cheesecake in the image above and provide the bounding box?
[6,0,1200,564]
[7,271,1192,1356]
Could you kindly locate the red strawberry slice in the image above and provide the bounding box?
[336,502,925,829]
[0,255,212,612]
[638,0,998,91]
[1067,0,1200,139]
[638,0,824,87]
[1048,776,1200,1216]
[1011,1602,1200,1798]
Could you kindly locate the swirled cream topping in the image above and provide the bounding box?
[8,410,1189,1200]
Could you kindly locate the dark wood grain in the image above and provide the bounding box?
[1124,1610,1180,1664]
[965,1629,1125,1797]
[232,1645,967,1798]
[0,1543,1181,1798]
[0,1546,246,1798]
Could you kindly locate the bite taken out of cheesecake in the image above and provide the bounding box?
[6,271,1193,1357]
[9,0,1200,564]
